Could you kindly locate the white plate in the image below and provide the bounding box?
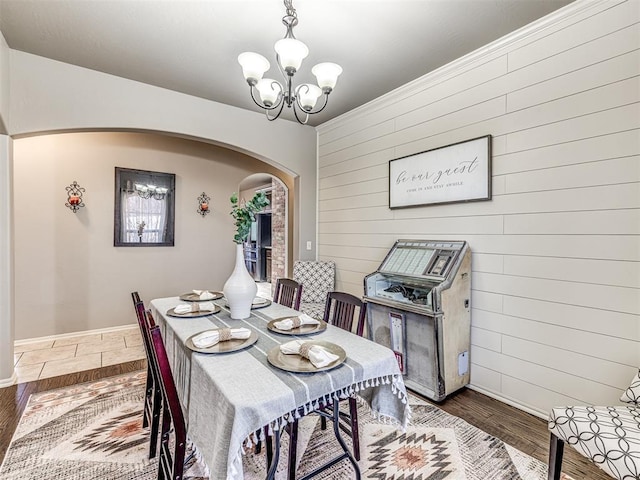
[179,291,223,302]
[185,329,258,354]
[267,341,346,373]
[167,305,221,318]
[267,318,327,336]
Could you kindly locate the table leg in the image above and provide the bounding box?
[288,420,299,480]
[265,426,273,467]
[266,428,281,480]
[294,398,361,480]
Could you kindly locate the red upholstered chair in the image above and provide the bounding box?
[131,292,161,459]
[149,324,188,480]
[273,278,303,310]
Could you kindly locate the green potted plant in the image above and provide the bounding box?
[223,191,270,319]
[229,191,270,244]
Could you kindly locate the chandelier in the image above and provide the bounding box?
[134,183,168,200]
[238,0,342,124]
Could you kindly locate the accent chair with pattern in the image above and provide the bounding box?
[292,260,335,319]
[547,368,640,479]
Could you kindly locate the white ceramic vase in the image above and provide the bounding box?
[223,243,257,319]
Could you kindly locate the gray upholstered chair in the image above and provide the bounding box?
[547,369,640,479]
[292,260,335,319]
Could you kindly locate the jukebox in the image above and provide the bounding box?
[364,239,471,401]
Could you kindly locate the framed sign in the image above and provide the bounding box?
[389,135,491,209]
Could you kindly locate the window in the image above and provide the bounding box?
[114,167,175,247]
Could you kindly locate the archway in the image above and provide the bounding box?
[10,130,296,342]
[238,174,290,298]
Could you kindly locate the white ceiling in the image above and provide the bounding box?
[0,0,574,126]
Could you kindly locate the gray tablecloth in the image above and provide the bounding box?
[151,296,410,480]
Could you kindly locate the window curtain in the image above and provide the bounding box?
[121,191,169,243]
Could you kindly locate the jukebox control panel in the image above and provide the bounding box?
[366,240,466,313]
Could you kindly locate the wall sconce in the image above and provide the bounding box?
[65,181,85,213]
[197,192,211,217]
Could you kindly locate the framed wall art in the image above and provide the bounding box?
[389,135,491,209]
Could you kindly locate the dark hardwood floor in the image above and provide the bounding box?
[422,387,610,480]
[0,359,146,463]
[0,363,608,479]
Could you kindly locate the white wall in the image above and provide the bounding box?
[8,50,318,261]
[316,0,640,416]
[13,132,292,339]
[0,32,12,385]
[0,134,14,385]
[0,31,9,134]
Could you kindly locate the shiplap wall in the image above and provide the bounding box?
[316,0,640,417]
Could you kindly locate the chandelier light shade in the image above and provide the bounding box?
[237,52,270,84]
[274,38,308,72]
[297,84,322,111]
[312,62,343,91]
[238,0,342,124]
[257,79,282,107]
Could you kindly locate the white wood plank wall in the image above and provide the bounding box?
[316,0,640,417]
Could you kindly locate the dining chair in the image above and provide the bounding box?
[548,368,640,480]
[131,291,161,459]
[149,324,188,480]
[273,278,303,310]
[319,292,366,456]
[292,260,335,320]
[145,311,210,480]
[323,291,367,337]
[287,291,367,478]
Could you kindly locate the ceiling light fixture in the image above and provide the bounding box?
[238,0,342,125]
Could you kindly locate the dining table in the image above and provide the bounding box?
[150,294,411,480]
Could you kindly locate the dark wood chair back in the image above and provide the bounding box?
[273,278,303,310]
[290,291,368,469]
[323,291,366,337]
[149,325,187,480]
[130,292,161,459]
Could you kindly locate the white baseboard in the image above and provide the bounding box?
[467,383,548,420]
[0,370,17,388]
[14,323,138,347]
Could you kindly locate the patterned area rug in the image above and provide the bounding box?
[0,372,572,480]
[244,397,576,480]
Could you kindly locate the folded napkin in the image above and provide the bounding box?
[273,313,320,331]
[192,328,251,348]
[193,290,215,300]
[280,340,340,369]
[173,302,216,315]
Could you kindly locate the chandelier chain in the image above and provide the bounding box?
[283,0,296,19]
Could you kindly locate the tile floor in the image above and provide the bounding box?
[13,283,274,384]
[256,281,273,298]
[13,326,145,383]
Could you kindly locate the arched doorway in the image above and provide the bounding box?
[238,174,289,297]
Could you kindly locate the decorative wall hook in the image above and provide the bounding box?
[65,181,85,213]
[197,192,211,217]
